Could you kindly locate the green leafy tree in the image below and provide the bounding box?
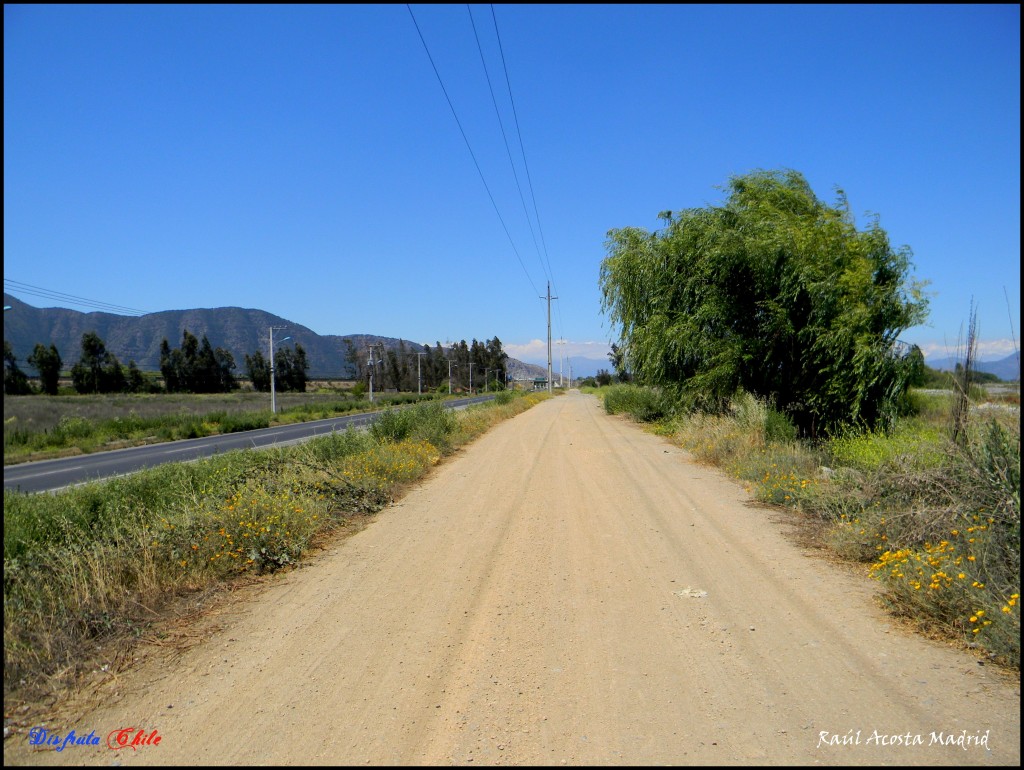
[484,336,509,388]
[272,344,309,392]
[179,330,199,391]
[4,340,32,395]
[608,343,630,383]
[125,360,148,393]
[195,335,220,393]
[28,343,62,395]
[160,339,180,393]
[214,347,238,392]
[431,342,445,389]
[161,330,236,393]
[71,332,126,394]
[599,169,929,436]
[245,350,271,392]
[905,344,928,388]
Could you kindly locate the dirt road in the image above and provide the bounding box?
[8,391,1020,765]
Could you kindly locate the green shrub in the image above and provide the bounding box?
[408,400,458,451]
[603,384,671,422]
[53,415,94,441]
[370,407,417,443]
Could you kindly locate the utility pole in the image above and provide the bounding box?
[468,362,474,395]
[372,346,380,403]
[446,359,457,395]
[417,351,426,395]
[269,326,288,414]
[541,281,557,393]
[367,343,384,403]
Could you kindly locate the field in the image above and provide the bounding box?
[4,389,355,432]
[3,389,442,464]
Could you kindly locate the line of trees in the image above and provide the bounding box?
[5,332,515,398]
[4,332,156,395]
[243,345,309,393]
[3,329,310,396]
[342,337,509,393]
[160,330,238,394]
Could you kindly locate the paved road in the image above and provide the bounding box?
[3,395,493,494]
[8,391,1019,765]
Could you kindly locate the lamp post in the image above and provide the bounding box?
[446,359,457,395]
[269,327,290,414]
[368,344,384,403]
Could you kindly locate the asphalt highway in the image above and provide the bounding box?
[3,394,494,494]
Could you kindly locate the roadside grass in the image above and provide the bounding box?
[596,383,1021,670]
[3,391,444,465]
[3,390,550,706]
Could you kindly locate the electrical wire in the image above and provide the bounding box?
[406,3,540,297]
[488,5,566,344]
[490,5,558,302]
[467,4,548,288]
[3,279,150,316]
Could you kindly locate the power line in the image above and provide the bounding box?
[3,279,150,316]
[406,3,540,297]
[467,4,548,288]
[489,5,566,344]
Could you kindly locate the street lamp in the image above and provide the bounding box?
[269,326,290,414]
[368,343,384,403]
[446,359,458,395]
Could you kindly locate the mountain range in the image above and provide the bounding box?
[2,293,550,381]
[924,353,1020,382]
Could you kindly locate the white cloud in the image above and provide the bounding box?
[917,338,1019,362]
[504,340,548,361]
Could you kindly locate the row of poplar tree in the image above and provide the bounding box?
[342,337,509,393]
[3,330,308,395]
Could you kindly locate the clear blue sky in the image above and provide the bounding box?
[4,4,1020,373]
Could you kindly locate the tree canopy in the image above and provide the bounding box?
[160,330,238,393]
[599,169,929,436]
[71,332,126,394]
